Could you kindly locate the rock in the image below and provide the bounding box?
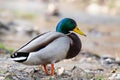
[56,67,64,75]
[0,76,5,80]
[0,22,9,30]
[0,21,10,34]
[109,73,120,80]
[101,57,116,64]
[100,56,120,66]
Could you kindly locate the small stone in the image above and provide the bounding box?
[109,73,120,80]
[56,67,64,75]
[0,76,5,80]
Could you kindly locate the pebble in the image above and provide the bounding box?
[109,73,120,80]
[100,56,120,67]
[0,76,5,80]
[56,67,64,75]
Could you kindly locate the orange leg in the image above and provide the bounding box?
[51,64,54,76]
[43,64,48,75]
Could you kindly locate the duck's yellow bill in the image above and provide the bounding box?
[73,26,86,36]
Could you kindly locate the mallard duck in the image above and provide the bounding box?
[11,18,86,76]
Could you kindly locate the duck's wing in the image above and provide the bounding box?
[15,31,65,52]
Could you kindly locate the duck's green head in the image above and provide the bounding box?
[56,18,86,36]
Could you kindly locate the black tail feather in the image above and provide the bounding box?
[11,52,30,62]
[11,52,30,58]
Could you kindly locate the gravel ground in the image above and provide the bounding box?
[0,51,120,80]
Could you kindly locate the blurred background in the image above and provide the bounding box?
[0,0,120,58]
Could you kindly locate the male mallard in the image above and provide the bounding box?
[11,18,86,76]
